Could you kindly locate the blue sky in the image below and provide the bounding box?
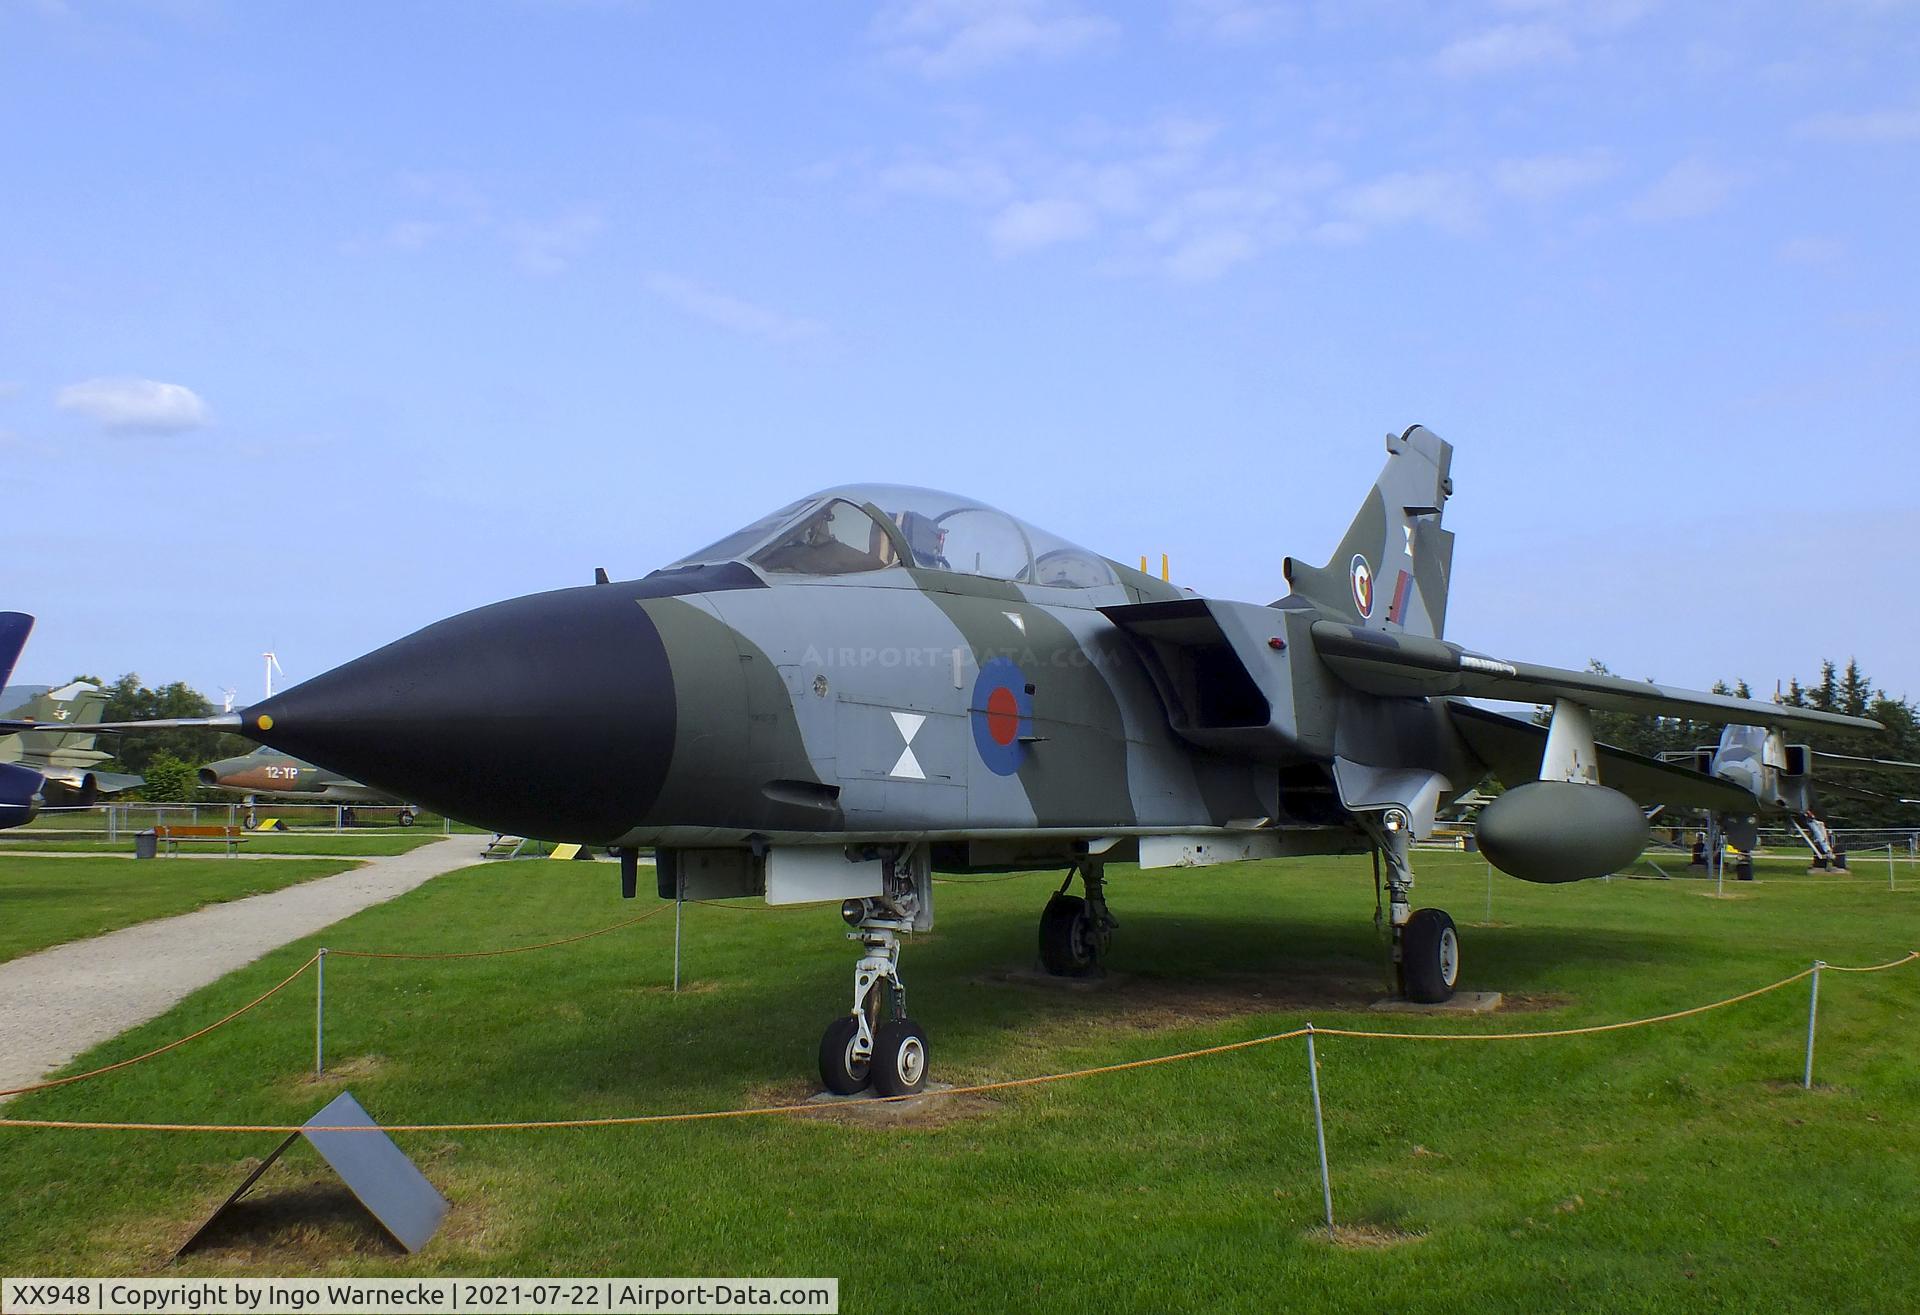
[3,0,1916,706]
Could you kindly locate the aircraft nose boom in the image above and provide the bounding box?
[237,585,676,841]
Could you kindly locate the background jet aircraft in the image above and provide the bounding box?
[98,427,1879,1097]
[1662,724,1920,877]
[0,673,141,807]
[0,614,54,827]
[198,745,416,824]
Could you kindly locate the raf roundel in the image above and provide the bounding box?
[1350,554,1375,618]
[970,655,1033,777]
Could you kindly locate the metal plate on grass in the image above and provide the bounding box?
[177,1090,447,1257]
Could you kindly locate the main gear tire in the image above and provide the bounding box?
[1039,893,1098,977]
[871,1018,929,1098]
[818,1015,871,1095]
[1401,908,1459,1003]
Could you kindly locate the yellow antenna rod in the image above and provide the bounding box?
[1160,553,1169,582]
[1139,555,1148,573]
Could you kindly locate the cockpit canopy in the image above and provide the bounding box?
[669,484,1118,589]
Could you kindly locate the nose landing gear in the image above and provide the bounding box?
[817,849,931,1098]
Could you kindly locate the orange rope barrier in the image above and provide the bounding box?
[0,954,319,1099]
[1820,949,1919,974]
[4,950,1909,1134]
[0,906,679,1099]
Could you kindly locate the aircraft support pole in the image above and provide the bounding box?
[1305,1024,1334,1230]
[673,871,684,993]
[1803,961,1823,1090]
[315,948,327,1075]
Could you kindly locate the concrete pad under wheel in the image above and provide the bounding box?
[1370,991,1503,1014]
[806,1081,955,1118]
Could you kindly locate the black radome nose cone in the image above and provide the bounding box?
[244,586,675,842]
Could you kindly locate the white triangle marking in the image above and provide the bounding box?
[1003,611,1026,633]
[889,711,927,780]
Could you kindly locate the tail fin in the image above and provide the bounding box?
[12,683,108,764]
[1282,425,1455,639]
[0,613,31,690]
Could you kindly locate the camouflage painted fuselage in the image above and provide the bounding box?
[199,747,398,805]
[231,428,1871,871]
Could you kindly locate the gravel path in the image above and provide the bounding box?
[0,836,486,1098]
[0,849,405,861]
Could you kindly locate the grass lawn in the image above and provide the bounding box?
[0,856,361,963]
[0,852,1915,1312]
[0,832,448,857]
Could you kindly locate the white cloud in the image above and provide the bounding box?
[56,378,209,433]
[1626,159,1742,221]
[1332,169,1482,235]
[1432,22,1575,77]
[381,219,446,251]
[1777,236,1845,265]
[1492,150,1617,202]
[1794,106,1920,144]
[506,208,604,275]
[876,157,1016,206]
[1164,229,1258,280]
[1171,0,1295,44]
[989,197,1095,253]
[397,170,492,220]
[874,0,1117,77]
[643,274,827,345]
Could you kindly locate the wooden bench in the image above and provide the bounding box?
[153,824,248,857]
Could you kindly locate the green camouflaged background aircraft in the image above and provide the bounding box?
[0,679,142,808]
[99,427,1880,1096]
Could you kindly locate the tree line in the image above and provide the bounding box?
[69,673,254,802]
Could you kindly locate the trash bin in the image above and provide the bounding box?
[134,829,158,860]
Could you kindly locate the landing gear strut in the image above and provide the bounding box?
[1362,809,1458,1003]
[817,849,930,1098]
[1039,859,1115,977]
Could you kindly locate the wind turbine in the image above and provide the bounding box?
[262,650,284,700]
[221,687,238,713]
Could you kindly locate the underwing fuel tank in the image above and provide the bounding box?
[1477,781,1648,883]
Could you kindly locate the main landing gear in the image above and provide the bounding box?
[817,849,931,1098]
[1363,809,1458,1003]
[1038,858,1116,977]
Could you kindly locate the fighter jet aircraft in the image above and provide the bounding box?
[0,614,51,827]
[0,670,141,808]
[1664,724,1920,877]
[197,746,417,825]
[92,427,1879,1097]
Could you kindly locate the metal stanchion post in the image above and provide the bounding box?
[1305,1024,1333,1230]
[315,948,327,1075]
[673,872,684,993]
[1803,960,1822,1089]
[1888,845,1896,892]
